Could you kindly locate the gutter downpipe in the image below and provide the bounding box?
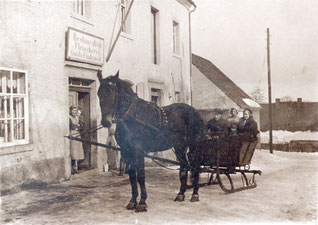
[188,1,197,106]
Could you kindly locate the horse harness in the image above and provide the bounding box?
[114,94,171,151]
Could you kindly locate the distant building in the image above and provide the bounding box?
[191,54,261,127]
[0,0,195,193]
[260,98,318,132]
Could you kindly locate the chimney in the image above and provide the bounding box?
[297,98,302,109]
[275,98,280,109]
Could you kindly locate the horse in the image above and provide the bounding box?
[97,70,204,212]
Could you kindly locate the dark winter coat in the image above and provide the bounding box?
[238,117,259,141]
[207,118,228,138]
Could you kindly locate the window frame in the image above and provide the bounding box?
[173,20,180,55]
[150,88,162,106]
[0,67,29,148]
[73,0,86,16]
[71,0,92,25]
[120,0,132,34]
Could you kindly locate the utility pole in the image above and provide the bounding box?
[267,28,273,154]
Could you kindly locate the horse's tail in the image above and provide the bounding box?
[187,106,205,144]
[185,106,205,167]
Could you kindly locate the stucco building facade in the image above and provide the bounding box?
[0,0,195,193]
[191,54,261,127]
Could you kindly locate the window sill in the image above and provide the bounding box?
[0,142,34,156]
[120,32,133,41]
[65,61,102,70]
[70,14,94,26]
[173,53,182,59]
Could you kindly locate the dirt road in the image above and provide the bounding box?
[1,150,317,225]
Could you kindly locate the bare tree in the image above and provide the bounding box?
[280,96,294,102]
[249,86,266,103]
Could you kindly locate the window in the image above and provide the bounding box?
[151,7,159,64]
[151,88,162,106]
[175,91,181,103]
[0,68,29,147]
[173,21,180,54]
[69,78,93,88]
[73,0,85,16]
[72,0,91,19]
[120,0,131,33]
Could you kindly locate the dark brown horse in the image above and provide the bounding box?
[97,70,204,212]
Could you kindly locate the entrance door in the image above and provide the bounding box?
[69,89,91,169]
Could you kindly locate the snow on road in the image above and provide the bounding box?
[1,150,317,225]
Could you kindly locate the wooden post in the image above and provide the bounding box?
[267,28,273,154]
[106,0,135,62]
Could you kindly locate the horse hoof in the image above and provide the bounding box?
[126,201,137,210]
[190,194,199,202]
[174,194,185,202]
[135,203,147,212]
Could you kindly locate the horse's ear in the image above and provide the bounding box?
[115,70,119,78]
[97,70,103,82]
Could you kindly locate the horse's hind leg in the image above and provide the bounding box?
[135,151,147,212]
[190,168,200,202]
[189,144,202,202]
[174,148,188,202]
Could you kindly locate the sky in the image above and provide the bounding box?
[191,0,318,102]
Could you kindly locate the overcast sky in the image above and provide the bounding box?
[191,0,318,102]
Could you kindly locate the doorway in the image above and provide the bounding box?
[69,78,93,169]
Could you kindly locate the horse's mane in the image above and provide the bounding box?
[117,78,135,96]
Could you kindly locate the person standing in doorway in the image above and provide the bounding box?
[69,106,85,174]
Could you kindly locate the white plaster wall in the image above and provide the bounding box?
[103,0,192,105]
[191,65,240,110]
[0,0,192,188]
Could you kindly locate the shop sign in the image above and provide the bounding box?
[66,28,104,65]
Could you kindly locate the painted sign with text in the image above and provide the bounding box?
[66,28,104,65]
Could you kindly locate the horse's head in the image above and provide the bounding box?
[97,70,120,128]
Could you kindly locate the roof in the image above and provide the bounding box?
[187,0,196,7]
[192,53,260,109]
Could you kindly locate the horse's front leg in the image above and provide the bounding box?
[126,166,138,210]
[135,151,147,212]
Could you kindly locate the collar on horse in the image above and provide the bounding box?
[114,92,168,133]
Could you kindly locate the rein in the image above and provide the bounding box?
[65,135,181,170]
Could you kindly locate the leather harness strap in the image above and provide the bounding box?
[120,95,138,121]
[116,93,168,133]
[113,88,170,151]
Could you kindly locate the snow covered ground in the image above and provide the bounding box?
[1,150,317,225]
[260,131,318,144]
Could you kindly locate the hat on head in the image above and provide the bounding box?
[230,108,238,114]
[214,108,223,115]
